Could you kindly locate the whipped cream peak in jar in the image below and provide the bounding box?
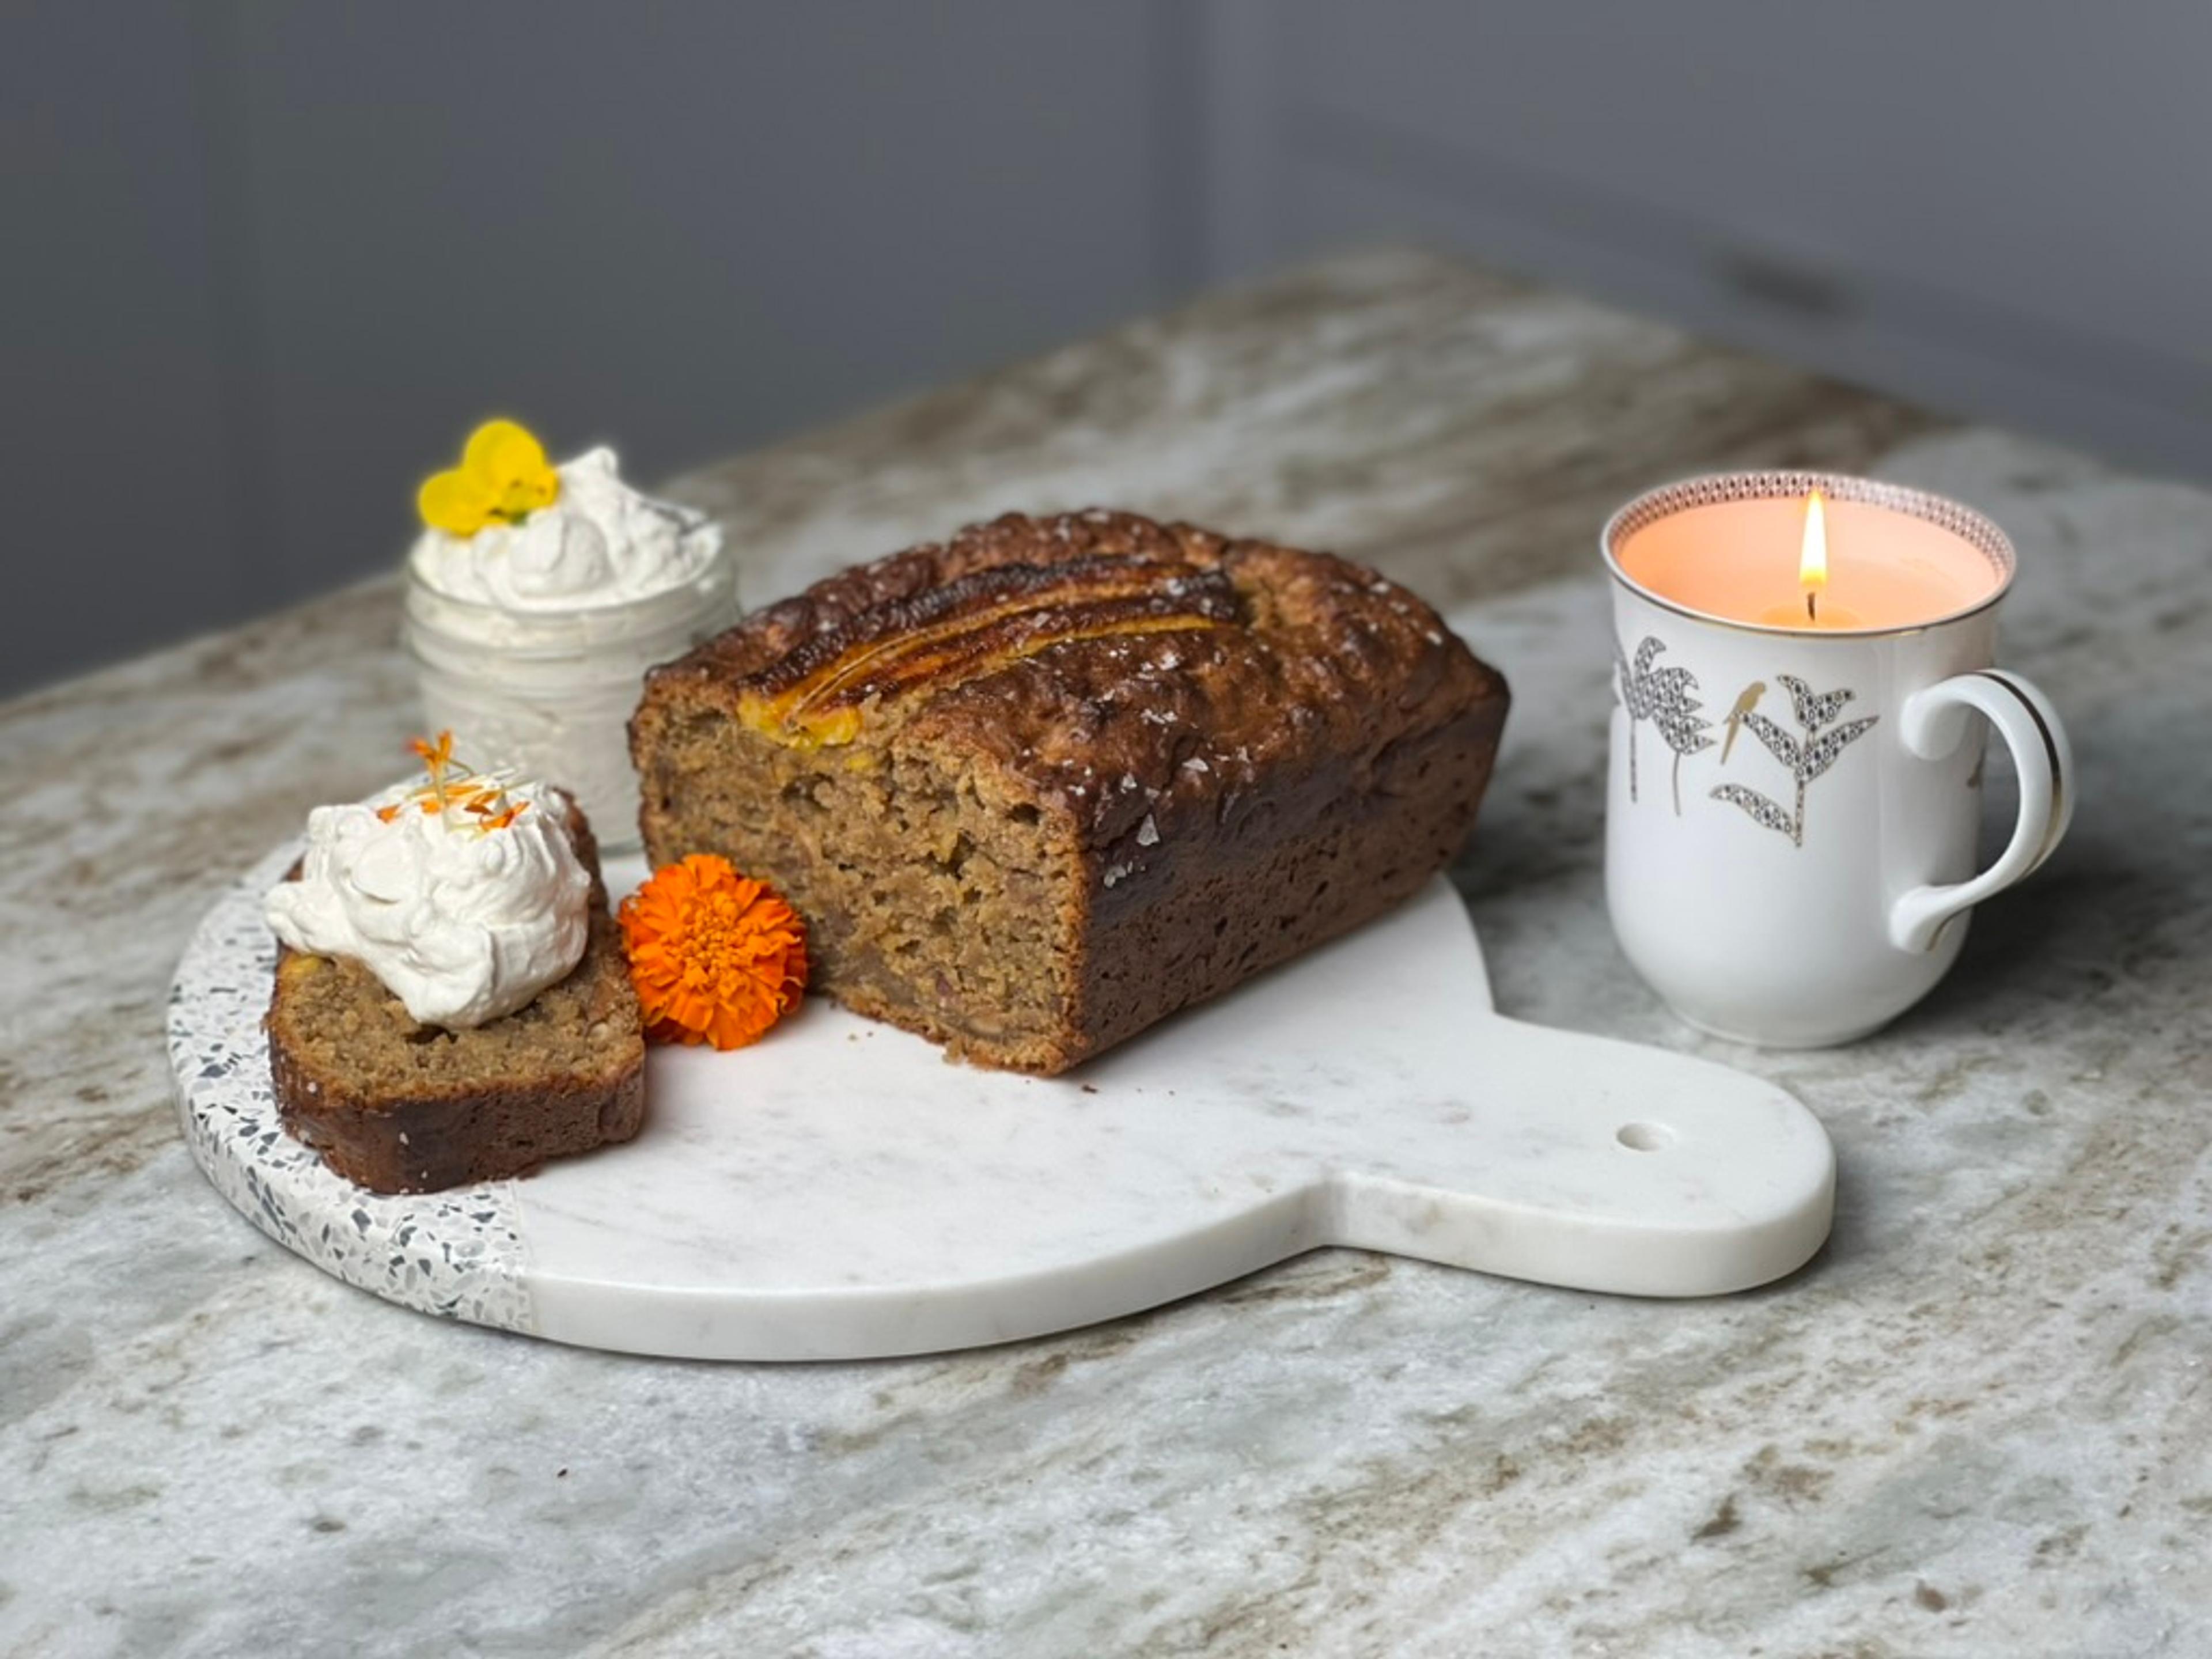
[402,427,738,847]
[266,775,590,1029]
[409,447,721,612]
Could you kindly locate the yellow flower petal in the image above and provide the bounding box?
[460,419,560,522]
[463,419,550,487]
[419,419,560,535]
[418,468,495,536]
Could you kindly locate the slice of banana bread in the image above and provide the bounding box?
[631,509,1509,1075]
[264,802,645,1194]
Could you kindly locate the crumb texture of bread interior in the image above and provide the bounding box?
[264,801,646,1194]
[633,510,1508,1075]
[638,705,1083,1072]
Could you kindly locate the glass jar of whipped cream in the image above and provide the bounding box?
[402,448,737,850]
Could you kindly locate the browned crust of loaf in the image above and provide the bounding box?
[263,799,647,1194]
[632,509,1509,1074]
[1065,702,1504,1069]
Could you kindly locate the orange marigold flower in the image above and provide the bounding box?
[618,854,808,1051]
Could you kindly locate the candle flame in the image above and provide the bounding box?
[1800,489,1829,592]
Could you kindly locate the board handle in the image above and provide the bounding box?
[1325,1018,1835,1297]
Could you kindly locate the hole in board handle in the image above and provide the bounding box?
[1616,1122,1674,1152]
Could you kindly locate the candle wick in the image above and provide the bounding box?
[1806,590,1817,623]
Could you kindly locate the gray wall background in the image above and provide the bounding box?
[10,2,2212,697]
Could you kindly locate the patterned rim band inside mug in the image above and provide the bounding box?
[1603,472,2017,638]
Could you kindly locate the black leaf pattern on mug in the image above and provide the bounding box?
[1617,635,1714,813]
[1778,673,1855,733]
[1713,676,1877,847]
[1710,782,1797,840]
[1802,717,1880,783]
[1738,711,1801,774]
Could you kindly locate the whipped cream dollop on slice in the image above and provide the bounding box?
[265,781,592,1029]
[408,446,721,611]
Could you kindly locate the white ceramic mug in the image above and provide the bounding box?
[1601,472,2073,1047]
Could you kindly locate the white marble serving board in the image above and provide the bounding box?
[169,846,1834,1361]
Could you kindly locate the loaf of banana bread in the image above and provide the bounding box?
[631,510,1508,1074]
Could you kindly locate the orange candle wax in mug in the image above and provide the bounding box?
[1613,478,2005,631]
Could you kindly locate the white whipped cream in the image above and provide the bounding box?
[407,447,721,611]
[265,779,592,1029]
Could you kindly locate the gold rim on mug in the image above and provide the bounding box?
[1601,471,2017,641]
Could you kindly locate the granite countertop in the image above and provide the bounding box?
[4,248,2207,1657]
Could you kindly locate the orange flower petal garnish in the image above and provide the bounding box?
[618,855,808,1051]
[378,730,531,836]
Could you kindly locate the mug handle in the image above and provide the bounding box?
[1888,670,2074,953]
